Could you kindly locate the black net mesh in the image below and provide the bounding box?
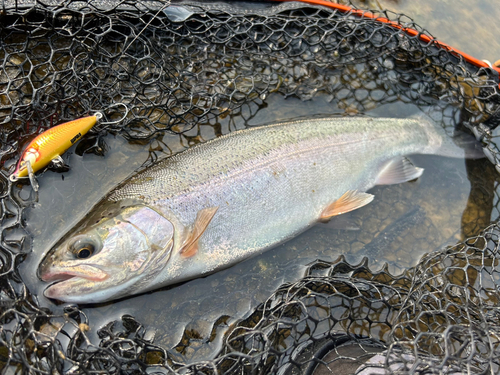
[1,0,500,374]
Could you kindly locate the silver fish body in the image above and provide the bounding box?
[39,116,472,303]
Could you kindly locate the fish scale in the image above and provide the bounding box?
[39,116,475,303]
[109,117,429,202]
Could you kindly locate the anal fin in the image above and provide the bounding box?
[320,190,374,220]
[180,207,218,258]
[375,157,424,185]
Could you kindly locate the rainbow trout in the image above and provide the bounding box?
[39,116,478,303]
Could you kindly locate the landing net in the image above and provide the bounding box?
[1,0,500,374]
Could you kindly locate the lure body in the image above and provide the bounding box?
[10,113,102,181]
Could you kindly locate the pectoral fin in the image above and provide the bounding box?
[179,207,219,258]
[320,190,374,220]
[375,157,424,185]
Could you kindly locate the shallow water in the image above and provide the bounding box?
[15,0,500,365]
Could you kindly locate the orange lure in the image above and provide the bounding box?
[10,112,103,182]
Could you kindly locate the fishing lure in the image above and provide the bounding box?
[10,112,103,191]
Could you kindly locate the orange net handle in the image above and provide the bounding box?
[273,0,500,77]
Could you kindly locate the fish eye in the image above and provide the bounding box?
[76,244,94,259]
[69,235,101,259]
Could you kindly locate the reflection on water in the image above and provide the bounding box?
[17,90,497,363]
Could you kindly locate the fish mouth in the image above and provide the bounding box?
[41,265,109,302]
[43,277,90,302]
[40,264,109,283]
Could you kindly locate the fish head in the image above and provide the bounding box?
[39,202,175,303]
